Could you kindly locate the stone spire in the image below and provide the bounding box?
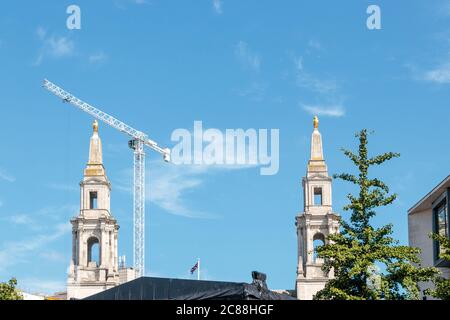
[84,120,106,176]
[67,121,120,300]
[296,115,339,300]
[307,116,327,174]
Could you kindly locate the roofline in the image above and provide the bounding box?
[408,175,450,214]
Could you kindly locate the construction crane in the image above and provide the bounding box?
[43,79,170,277]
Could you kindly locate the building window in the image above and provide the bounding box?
[87,237,100,267]
[434,200,449,262]
[313,233,325,263]
[89,191,98,209]
[314,188,323,206]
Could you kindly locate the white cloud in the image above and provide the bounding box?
[0,168,15,182]
[236,82,267,101]
[302,104,345,117]
[308,39,322,51]
[148,164,222,219]
[34,27,75,66]
[40,250,68,263]
[114,0,149,9]
[116,156,257,219]
[9,214,35,225]
[235,41,261,72]
[36,26,46,40]
[116,164,220,219]
[37,204,78,220]
[213,0,223,14]
[423,63,450,84]
[294,56,338,94]
[89,52,108,64]
[46,183,78,192]
[0,223,71,272]
[292,54,346,117]
[18,278,66,295]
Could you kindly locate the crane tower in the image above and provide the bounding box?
[43,79,170,277]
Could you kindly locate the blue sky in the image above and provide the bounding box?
[0,0,450,294]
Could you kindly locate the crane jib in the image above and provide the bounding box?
[43,78,171,277]
[43,79,167,152]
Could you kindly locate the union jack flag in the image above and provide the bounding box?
[190,261,199,274]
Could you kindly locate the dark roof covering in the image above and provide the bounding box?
[84,276,296,300]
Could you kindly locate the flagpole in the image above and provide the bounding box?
[197,258,200,281]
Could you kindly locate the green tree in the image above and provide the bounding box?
[0,278,23,300]
[425,233,450,300]
[314,129,438,300]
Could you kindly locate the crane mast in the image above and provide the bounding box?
[43,79,170,277]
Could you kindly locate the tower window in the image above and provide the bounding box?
[90,191,98,209]
[313,233,325,263]
[87,237,100,267]
[314,188,323,206]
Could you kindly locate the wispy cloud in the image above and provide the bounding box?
[34,27,75,66]
[89,52,108,64]
[114,0,149,9]
[235,41,261,72]
[46,183,78,192]
[37,204,78,220]
[116,155,257,219]
[18,278,66,295]
[422,63,450,84]
[40,250,68,263]
[293,56,338,94]
[9,214,35,226]
[308,39,322,51]
[235,82,267,101]
[116,164,220,219]
[302,104,345,117]
[148,164,218,219]
[291,53,346,117]
[213,0,223,14]
[0,167,15,182]
[0,223,71,272]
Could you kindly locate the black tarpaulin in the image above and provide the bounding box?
[83,276,295,300]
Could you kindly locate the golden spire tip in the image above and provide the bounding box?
[313,115,319,129]
[93,120,99,133]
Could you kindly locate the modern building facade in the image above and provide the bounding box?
[408,175,450,298]
[295,116,340,300]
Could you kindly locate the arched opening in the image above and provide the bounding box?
[87,237,100,267]
[313,233,325,263]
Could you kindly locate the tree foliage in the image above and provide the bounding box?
[0,278,23,300]
[314,129,438,300]
[425,233,450,300]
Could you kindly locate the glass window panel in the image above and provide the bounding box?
[435,202,448,259]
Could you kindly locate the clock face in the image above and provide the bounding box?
[0,1,448,303]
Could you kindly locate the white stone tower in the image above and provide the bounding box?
[295,116,340,300]
[67,121,120,300]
